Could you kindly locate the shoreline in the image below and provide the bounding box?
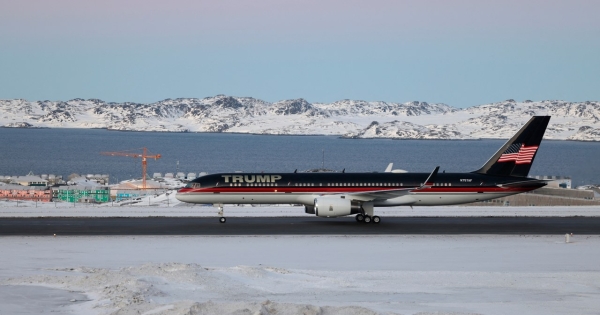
[1,126,597,142]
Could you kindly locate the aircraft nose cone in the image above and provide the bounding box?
[175,189,197,203]
[175,191,187,202]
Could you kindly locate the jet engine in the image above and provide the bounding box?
[314,197,362,217]
[304,205,315,214]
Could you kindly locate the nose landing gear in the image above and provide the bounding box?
[217,204,226,223]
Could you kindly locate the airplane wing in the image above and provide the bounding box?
[343,166,439,201]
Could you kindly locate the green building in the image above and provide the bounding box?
[52,186,111,203]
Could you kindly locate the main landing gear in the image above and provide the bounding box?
[355,213,381,224]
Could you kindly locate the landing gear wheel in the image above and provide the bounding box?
[372,216,381,224]
[363,215,372,224]
[355,214,364,222]
[217,205,225,223]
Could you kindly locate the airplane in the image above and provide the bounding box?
[176,116,551,224]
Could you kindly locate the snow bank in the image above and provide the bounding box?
[2,235,600,315]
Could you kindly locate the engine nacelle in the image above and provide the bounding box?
[314,197,361,217]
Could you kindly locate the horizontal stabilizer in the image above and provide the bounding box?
[497,179,549,188]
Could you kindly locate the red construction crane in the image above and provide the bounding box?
[100,147,161,189]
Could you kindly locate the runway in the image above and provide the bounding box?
[1,216,599,235]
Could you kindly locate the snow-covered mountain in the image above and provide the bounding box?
[1,96,599,141]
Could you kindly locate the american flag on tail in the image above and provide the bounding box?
[497,143,539,164]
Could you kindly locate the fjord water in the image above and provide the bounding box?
[0,128,598,187]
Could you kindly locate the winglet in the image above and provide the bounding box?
[421,166,440,188]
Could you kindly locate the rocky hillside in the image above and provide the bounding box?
[1,96,599,140]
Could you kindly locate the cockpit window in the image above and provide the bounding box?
[185,183,201,188]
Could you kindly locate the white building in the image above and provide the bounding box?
[10,175,48,187]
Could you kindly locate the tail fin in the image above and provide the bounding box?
[385,163,393,172]
[473,116,550,177]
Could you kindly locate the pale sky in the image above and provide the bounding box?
[1,0,599,107]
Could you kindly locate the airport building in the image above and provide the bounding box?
[470,187,599,207]
[532,175,572,189]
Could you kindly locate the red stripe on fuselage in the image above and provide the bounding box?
[177,186,534,194]
[178,187,405,194]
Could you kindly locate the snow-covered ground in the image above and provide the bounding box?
[2,196,600,314]
[1,235,600,315]
[1,191,599,218]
